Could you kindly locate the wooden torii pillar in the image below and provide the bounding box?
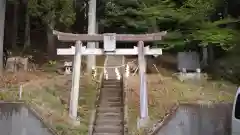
[53,30,167,126]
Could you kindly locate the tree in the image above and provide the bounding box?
[100,0,240,50]
[23,0,30,54]
[0,0,6,74]
[11,0,19,50]
[28,0,76,58]
[175,0,240,50]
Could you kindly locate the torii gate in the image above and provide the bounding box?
[53,30,167,126]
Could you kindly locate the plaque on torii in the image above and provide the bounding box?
[53,30,167,127]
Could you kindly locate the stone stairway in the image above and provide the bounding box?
[92,56,124,135]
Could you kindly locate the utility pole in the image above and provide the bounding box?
[0,0,6,75]
[87,0,96,74]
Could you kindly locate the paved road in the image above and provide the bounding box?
[0,103,54,135]
[153,104,232,135]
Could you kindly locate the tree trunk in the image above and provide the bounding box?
[208,44,214,65]
[24,14,30,47]
[22,0,30,54]
[0,0,6,74]
[202,47,208,67]
[12,1,19,49]
[46,22,56,59]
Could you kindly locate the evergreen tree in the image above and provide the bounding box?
[100,0,240,50]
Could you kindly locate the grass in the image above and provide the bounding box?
[0,56,105,135]
[126,74,237,135]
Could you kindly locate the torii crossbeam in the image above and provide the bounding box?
[53,30,167,127]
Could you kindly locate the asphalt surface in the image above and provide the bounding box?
[0,103,54,135]
[154,104,232,135]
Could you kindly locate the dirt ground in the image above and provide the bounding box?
[0,71,53,88]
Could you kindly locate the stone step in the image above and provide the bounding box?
[101,97,121,102]
[101,92,121,97]
[95,118,123,125]
[101,90,122,94]
[98,103,123,108]
[93,133,122,135]
[97,107,123,113]
[103,78,119,80]
[101,88,122,91]
[103,81,121,84]
[94,125,123,133]
[102,86,121,88]
[101,95,121,99]
[100,98,122,102]
[100,93,122,97]
[100,100,122,104]
[103,81,120,83]
[100,98,122,101]
[101,97,121,100]
[97,112,122,119]
[99,101,122,105]
[97,115,122,121]
[101,90,121,93]
[103,81,121,83]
